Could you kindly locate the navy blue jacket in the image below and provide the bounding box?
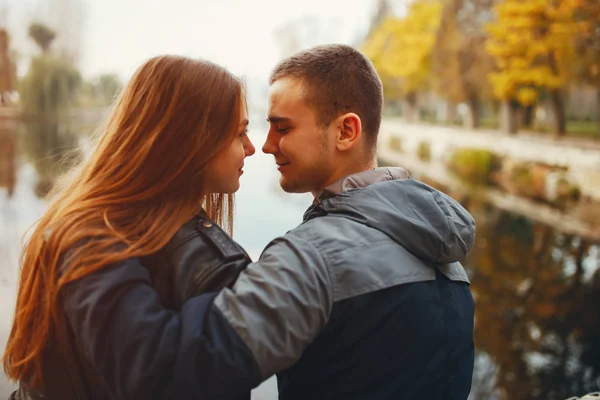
[11,212,252,400]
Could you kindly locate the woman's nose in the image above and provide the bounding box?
[244,136,256,157]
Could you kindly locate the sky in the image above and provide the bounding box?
[1,0,383,80]
[82,0,378,79]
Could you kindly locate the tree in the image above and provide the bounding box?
[432,0,496,128]
[485,0,579,135]
[79,74,122,106]
[273,15,345,59]
[96,73,122,105]
[19,56,82,197]
[363,0,443,122]
[0,28,17,104]
[572,0,600,136]
[20,57,80,115]
[365,0,392,40]
[28,22,56,54]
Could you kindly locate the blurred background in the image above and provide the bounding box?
[0,0,599,399]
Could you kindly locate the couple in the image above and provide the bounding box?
[3,44,476,400]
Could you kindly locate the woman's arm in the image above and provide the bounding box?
[62,258,260,399]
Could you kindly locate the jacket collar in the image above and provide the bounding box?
[314,167,411,204]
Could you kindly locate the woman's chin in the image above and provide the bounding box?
[210,180,241,195]
[228,181,241,194]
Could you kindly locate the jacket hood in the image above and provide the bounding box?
[311,168,475,263]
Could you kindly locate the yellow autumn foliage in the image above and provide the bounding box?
[571,0,600,86]
[362,0,443,98]
[485,0,581,105]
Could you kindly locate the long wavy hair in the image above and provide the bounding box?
[2,55,244,388]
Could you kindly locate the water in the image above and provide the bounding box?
[460,199,600,399]
[1,122,599,399]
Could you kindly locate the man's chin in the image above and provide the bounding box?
[279,178,307,194]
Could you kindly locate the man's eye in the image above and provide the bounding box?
[240,129,248,137]
[277,127,290,134]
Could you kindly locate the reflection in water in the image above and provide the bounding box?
[17,52,82,198]
[0,128,17,197]
[18,119,82,198]
[464,198,600,400]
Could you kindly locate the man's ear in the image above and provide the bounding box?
[335,113,362,152]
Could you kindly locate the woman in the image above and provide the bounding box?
[3,55,256,399]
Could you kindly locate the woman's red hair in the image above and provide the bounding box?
[2,55,244,388]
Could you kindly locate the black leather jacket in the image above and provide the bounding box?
[11,212,252,400]
[142,212,251,310]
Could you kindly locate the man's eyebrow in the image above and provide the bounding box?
[266,116,291,124]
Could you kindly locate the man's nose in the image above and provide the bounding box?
[262,131,278,155]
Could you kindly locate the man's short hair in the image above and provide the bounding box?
[269,44,383,150]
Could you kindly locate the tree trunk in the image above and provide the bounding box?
[500,101,518,134]
[549,89,566,137]
[521,105,535,129]
[597,87,600,138]
[446,101,457,125]
[546,51,566,137]
[404,92,420,123]
[436,100,457,125]
[464,93,481,130]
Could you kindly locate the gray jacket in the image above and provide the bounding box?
[214,167,474,382]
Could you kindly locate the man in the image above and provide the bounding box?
[203,44,475,398]
[63,44,476,400]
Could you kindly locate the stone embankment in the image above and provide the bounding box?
[378,119,600,241]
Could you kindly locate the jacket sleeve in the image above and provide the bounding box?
[212,235,334,379]
[61,235,332,399]
[61,258,260,399]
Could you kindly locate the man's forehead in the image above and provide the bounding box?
[269,78,306,102]
[268,78,307,115]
